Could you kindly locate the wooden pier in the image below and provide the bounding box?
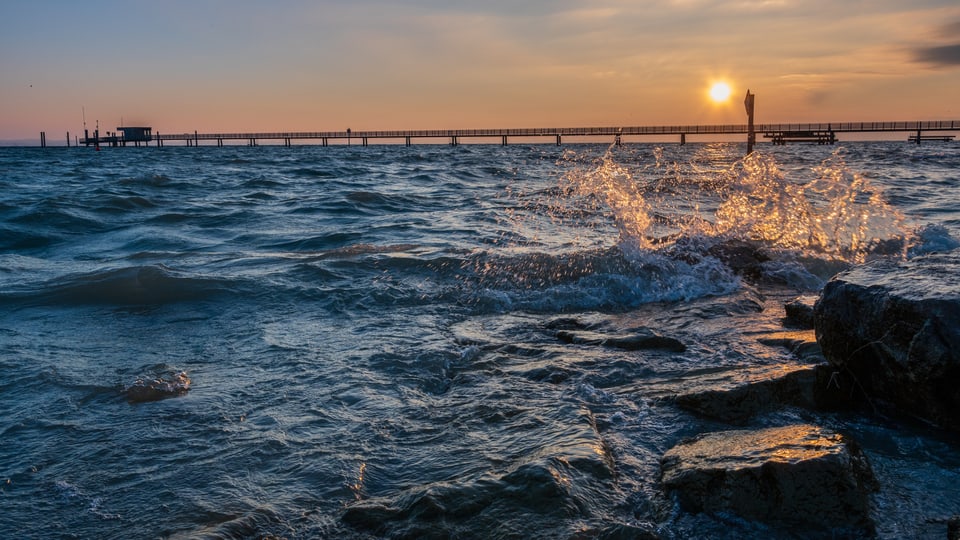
[907,134,955,143]
[75,120,960,148]
[764,130,837,145]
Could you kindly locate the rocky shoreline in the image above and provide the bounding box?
[652,250,960,538]
[336,250,960,538]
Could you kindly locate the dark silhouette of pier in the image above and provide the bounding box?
[68,120,960,148]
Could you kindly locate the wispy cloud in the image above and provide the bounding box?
[914,44,960,66]
[912,20,960,67]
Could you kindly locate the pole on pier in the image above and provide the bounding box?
[680,133,686,146]
[744,90,756,155]
[502,135,507,146]
[405,136,411,147]
[916,126,922,145]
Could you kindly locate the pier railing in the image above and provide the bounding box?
[74,120,960,147]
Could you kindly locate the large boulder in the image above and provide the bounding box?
[124,371,191,403]
[813,251,960,431]
[660,424,875,534]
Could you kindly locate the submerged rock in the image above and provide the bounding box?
[555,329,686,353]
[707,240,770,281]
[341,406,627,538]
[814,251,960,431]
[545,316,686,352]
[124,371,191,403]
[783,295,817,329]
[660,424,875,534]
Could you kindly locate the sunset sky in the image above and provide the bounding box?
[2,0,959,142]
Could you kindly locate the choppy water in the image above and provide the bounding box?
[1,142,958,539]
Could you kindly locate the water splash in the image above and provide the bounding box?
[564,147,653,251]
[461,145,927,311]
[558,146,911,265]
[713,150,909,263]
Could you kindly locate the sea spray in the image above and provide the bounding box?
[714,149,909,263]
[469,145,927,311]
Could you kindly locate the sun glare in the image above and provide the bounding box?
[709,82,732,103]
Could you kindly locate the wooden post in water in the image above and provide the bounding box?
[744,90,756,155]
[66,132,70,147]
[40,132,46,148]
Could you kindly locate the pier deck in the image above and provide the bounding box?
[77,120,960,147]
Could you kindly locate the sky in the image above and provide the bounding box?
[2,0,960,142]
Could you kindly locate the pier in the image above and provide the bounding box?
[75,120,960,148]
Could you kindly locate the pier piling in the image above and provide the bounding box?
[745,90,756,154]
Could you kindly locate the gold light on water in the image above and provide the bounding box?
[553,146,908,265]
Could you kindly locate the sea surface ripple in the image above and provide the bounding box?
[1,142,958,539]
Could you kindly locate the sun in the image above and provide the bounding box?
[709,82,732,103]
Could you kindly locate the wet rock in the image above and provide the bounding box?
[555,328,686,353]
[573,523,661,540]
[342,454,615,538]
[661,364,853,424]
[661,424,876,534]
[814,251,960,431]
[757,332,826,364]
[342,406,619,538]
[671,364,818,424]
[707,240,770,280]
[124,371,190,403]
[783,295,817,329]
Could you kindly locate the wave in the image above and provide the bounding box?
[450,145,960,313]
[543,146,946,264]
[3,264,239,307]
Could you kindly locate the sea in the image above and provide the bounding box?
[1,141,958,539]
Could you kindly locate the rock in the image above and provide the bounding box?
[555,329,686,353]
[665,362,855,424]
[124,371,191,403]
[949,516,960,540]
[707,240,770,281]
[758,332,826,364]
[783,295,817,329]
[671,364,818,424]
[814,251,960,431]
[661,424,875,534]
